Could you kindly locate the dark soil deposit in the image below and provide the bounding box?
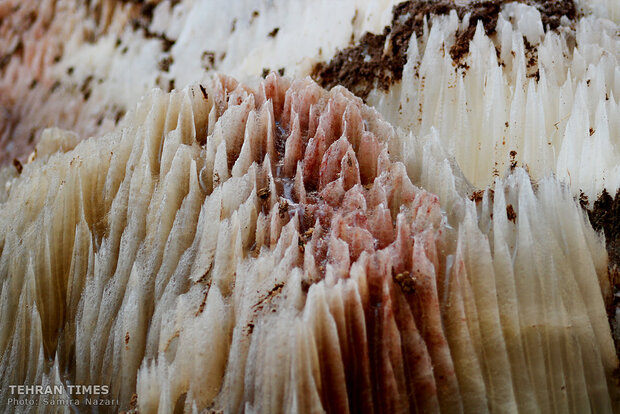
[311,0,577,100]
[588,189,620,342]
[589,189,620,270]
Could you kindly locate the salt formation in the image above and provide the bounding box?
[1,0,619,413]
[0,0,154,166]
[1,0,618,200]
[0,0,407,166]
[314,1,620,199]
[0,73,616,412]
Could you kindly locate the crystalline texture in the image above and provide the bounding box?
[0,74,616,412]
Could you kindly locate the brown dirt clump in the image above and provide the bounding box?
[589,189,620,270]
[312,0,577,100]
[587,189,620,357]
